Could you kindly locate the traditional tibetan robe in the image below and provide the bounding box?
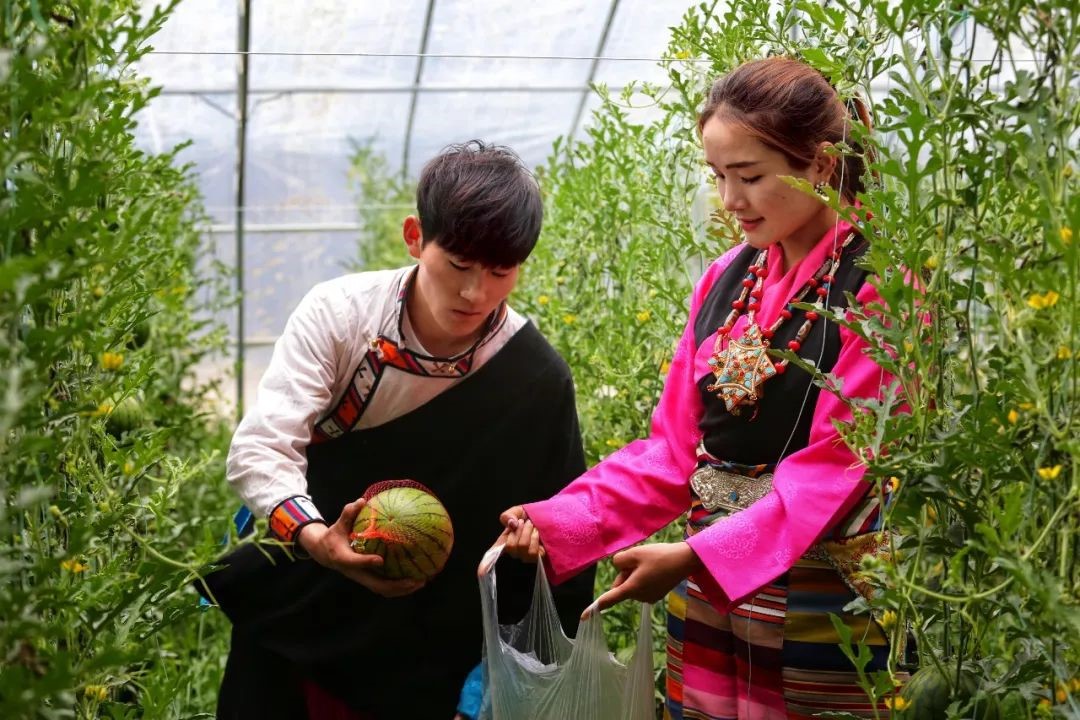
[525,221,907,720]
[200,267,595,719]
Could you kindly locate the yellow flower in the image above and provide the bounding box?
[84,685,108,701]
[100,352,124,371]
[675,49,691,60]
[93,401,114,417]
[61,559,88,573]
[1007,409,1019,425]
[1061,227,1074,245]
[605,439,621,448]
[1058,346,1073,360]
[879,609,898,632]
[562,314,576,325]
[659,360,671,375]
[1056,684,1068,704]
[1027,291,1060,310]
[1037,465,1062,481]
[537,295,550,306]
[123,460,135,476]
[1071,677,1080,692]
[923,254,939,271]
[884,695,909,711]
[888,476,900,493]
[636,310,651,323]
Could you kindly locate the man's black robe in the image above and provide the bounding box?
[201,323,595,719]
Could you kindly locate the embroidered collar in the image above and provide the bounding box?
[312,268,509,442]
[380,266,508,376]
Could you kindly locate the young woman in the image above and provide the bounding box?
[501,57,904,719]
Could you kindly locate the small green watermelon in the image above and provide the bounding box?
[105,395,145,437]
[900,665,1000,719]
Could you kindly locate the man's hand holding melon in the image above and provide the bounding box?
[297,497,425,598]
[298,480,454,598]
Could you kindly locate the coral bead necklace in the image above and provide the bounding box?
[706,232,856,414]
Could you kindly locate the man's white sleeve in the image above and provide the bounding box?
[225,283,344,524]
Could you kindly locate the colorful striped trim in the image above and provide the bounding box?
[268,495,324,543]
[313,268,509,442]
[668,477,908,719]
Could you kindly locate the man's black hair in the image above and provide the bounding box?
[416,140,542,268]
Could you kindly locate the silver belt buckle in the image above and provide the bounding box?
[690,465,774,512]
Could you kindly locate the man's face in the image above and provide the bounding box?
[403,217,520,351]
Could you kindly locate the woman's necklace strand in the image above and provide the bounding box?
[707,232,855,393]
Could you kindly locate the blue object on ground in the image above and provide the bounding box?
[456,662,484,719]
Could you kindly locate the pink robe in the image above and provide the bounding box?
[524,220,893,611]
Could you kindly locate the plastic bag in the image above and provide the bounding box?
[477,544,655,720]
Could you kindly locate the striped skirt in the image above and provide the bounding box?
[664,482,903,719]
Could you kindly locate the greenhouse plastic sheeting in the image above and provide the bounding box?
[129,0,704,406]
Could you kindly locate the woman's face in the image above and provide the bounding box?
[701,116,834,258]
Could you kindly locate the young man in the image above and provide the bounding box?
[200,141,594,719]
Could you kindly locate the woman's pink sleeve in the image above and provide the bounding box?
[685,280,896,610]
[524,247,745,584]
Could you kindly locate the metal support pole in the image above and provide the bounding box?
[401,0,437,176]
[234,0,252,421]
[568,0,619,142]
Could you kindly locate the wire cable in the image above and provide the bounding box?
[148,49,1028,62]
[147,50,708,62]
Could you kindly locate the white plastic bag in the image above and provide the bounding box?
[477,544,655,720]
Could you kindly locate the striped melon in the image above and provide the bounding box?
[349,480,454,581]
[899,665,1000,719]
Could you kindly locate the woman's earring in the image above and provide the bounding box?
[814,180,829,199]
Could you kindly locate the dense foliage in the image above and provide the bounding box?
[0,2,234,716]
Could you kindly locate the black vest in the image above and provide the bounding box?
[693,240,869,464]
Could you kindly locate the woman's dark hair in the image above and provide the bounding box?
[697,56,874,200]
[416,140,543,267]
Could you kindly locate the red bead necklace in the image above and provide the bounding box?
[706,232,856,414]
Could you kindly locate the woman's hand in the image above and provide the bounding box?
[297,497,425,598]
[590,542,704,617]
[497,505,544,563]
